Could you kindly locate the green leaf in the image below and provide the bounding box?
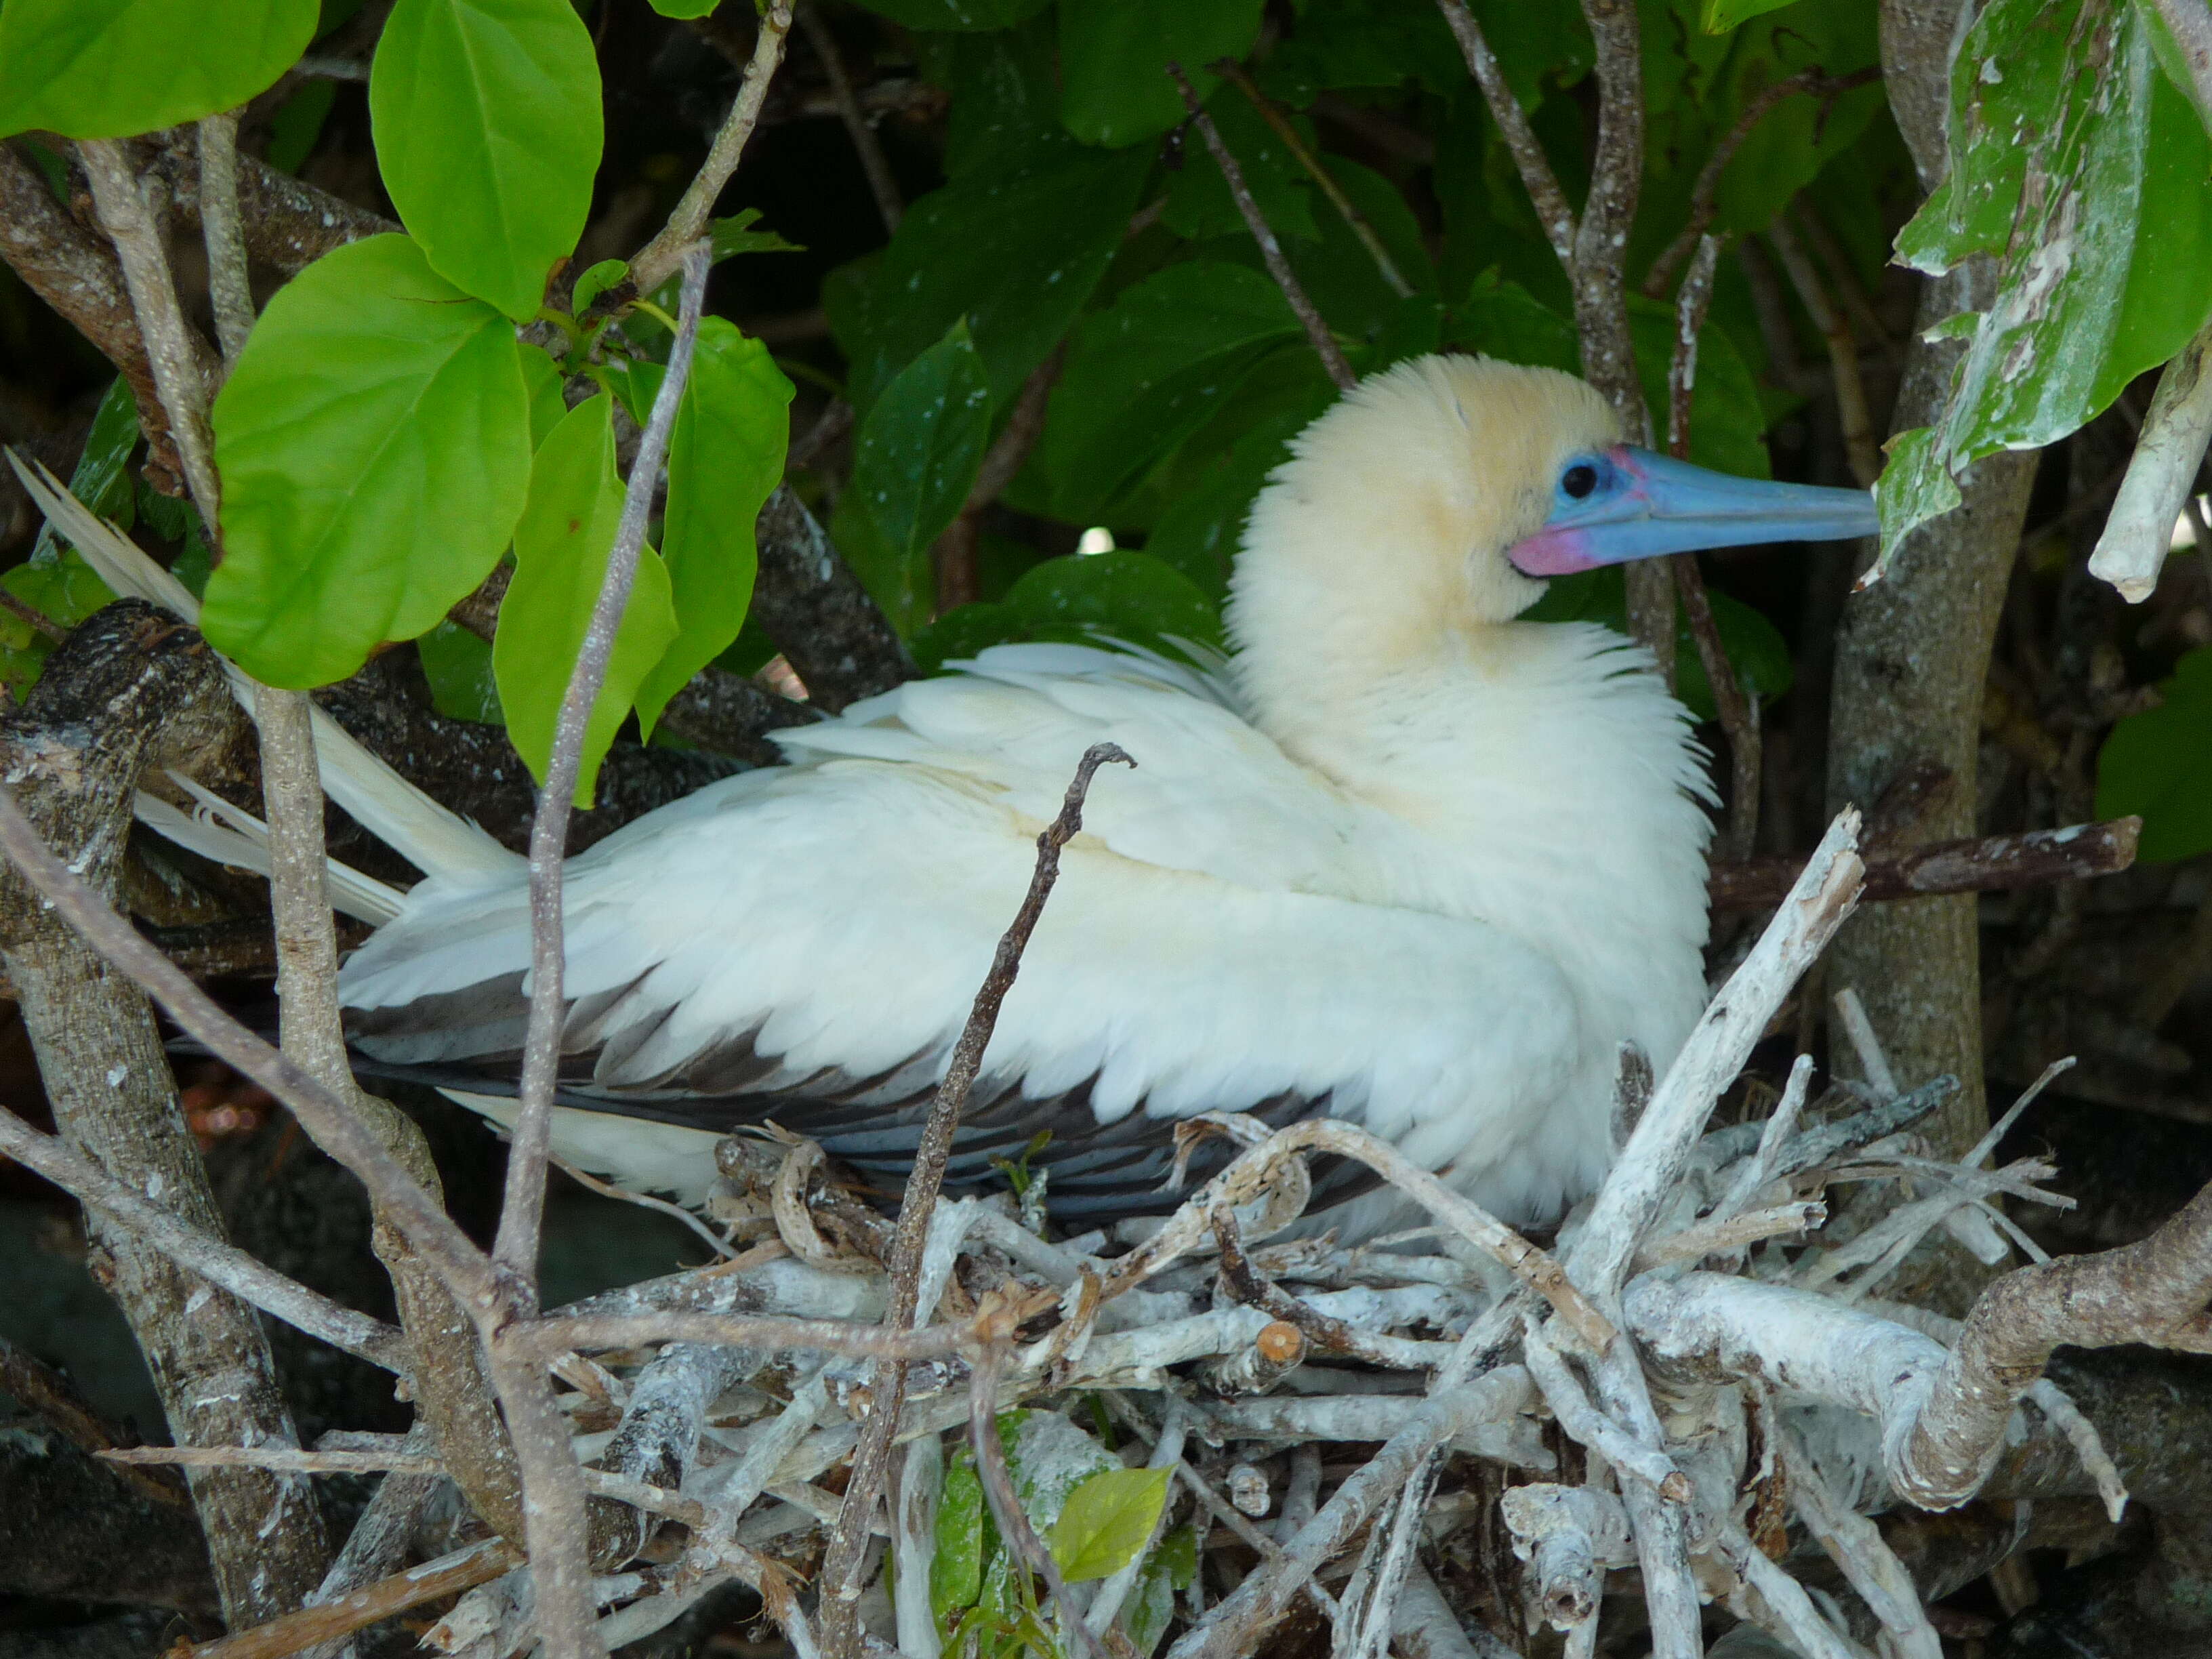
[1700,0,1801,32]
[1445,272,1580,372]
[1124,1527,1197,1657]
[1059,0,1266,148]
[857,0,1050,29]
[417,617,503,722]
[933,15,1062,176]
[834,134,1151,413]
[1938,3,2212,463]
[1145,390,1332,598]
[1525,567,1790,722]
[647,0,720,15]
[31,377,140,569]
[2097,647,2212,861]
[0,0,317,139]
[1253,0,1466,104]
[1161,95,1319,245]
[369,0,604,320]
[206,234,532,687]
[708,207,802,263]
[0,550,117,701]
[932,1452,990,1622]
[493,394,680,804]
[913,550,1223,671]
[1870,426,1963,577]
[1050,1467,1171,1583]
[632,321,794,735]
[521,345,567,447]
[572,259,627,314]
[1041,262,1304,522]
[1629,297,1772,480]
[266,78,337,173]
[848,321,993,630]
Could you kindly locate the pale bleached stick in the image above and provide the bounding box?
[1571,808,1863,1303]
[2091,316,2212,602]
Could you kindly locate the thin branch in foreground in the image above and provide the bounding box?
[1708,816,2139,911]
[197,112,257,364]
[499,243,713,1288]
[817,741,1135,1656]
[1168,62,1355,394]
[1433,0,1576,266]
[2089,314,2212,602]
[181,1540,524,1659]
[968,1340,1118,1659]
[0,781,492,1315]
[1216,60,1414,298]
[0,1102,405,1369]
[1662,232,1761,864]
[625,3,794,300]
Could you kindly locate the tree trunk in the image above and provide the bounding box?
[0,602,331,1628]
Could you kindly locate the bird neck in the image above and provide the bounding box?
[1230,616,1717,1059]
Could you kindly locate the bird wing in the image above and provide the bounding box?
[340,644,1592,1216]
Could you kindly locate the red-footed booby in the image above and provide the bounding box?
[85,355,1876,1233]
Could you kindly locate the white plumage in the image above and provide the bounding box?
[33,354,1879,1234]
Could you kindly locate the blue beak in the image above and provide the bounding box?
[1507,447,1878,577]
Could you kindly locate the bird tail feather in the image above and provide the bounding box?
[6,450,520,894]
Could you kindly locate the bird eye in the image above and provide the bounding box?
[1561,462,1599,500]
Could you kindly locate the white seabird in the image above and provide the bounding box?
[89,355,1879,1232]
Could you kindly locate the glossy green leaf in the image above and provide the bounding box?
[833,134,1150,413]
[931,1452,989,1621]
[1870,426,1962,575]
[1938,3,2212,463]
[2096,647,2212,861]
[206,234,531,687]
[493,394,679,804]
[1161,96,1319,245]
[266,78,337,173]
[913,551,1223,671]
[708,207,803,263]
[1041,262,1305,522]
[848,321,993,630]
[935,14,1064,176]
[647,0,719,16]
[633,321,794,735]
[1050,1467,1171,1582]
[0,550,117,701]
[1629,299,1771,480]
[1253,0,1465,104]
[1700,0,1800,31]
[369,0,603,320]
[857,0,1049,29]
[1059,0,1265,148]
[1124,1528,1197,1658]
[30,377,140,568]
[417,617,503,722]
[521,344,567,446]
[1446,272,1580,372]
[0,0,316,139]
[1145,390,1332,598]
[572,259,627,314]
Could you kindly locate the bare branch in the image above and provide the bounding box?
[1433,1,1576,266]
[500,245,714,1286]
[2090,315,2212,602]
[182,1540,523,1659]
[1169,62,1355,394]
[1767,211,1881,487]
[818,741,1135,1656]
[1709,817,2138,911]
[0,1102,405,1369]
[1571,809,1863,1301]
[627,3,794,300]
[1218,60,1414,297]
[197,113,256,364]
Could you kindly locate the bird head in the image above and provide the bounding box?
[1231,354,1877,653]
